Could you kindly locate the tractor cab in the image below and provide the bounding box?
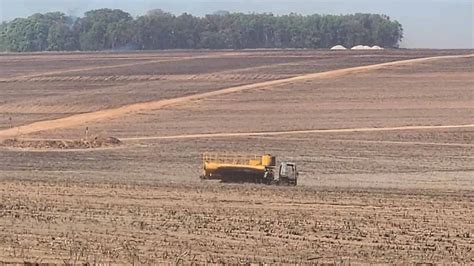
[278,162,298,186]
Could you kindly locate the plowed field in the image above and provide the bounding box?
[0,49,473,264]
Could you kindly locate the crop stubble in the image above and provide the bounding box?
[0,49,473,264]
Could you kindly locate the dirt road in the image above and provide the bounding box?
[120,124,474,141]
[0,54,471,140]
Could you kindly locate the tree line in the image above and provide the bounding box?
[0,9,403,52]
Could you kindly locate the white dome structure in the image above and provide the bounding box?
[351,45,372,50]
[330,45,347,50]
[371,45,384,50]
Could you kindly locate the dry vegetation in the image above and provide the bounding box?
[0,181,472,264]
[0,49,473,264]
[1,136,121,150]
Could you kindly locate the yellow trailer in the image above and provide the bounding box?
[200,153,298,185]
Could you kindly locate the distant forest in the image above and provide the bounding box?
[0,9,403,52]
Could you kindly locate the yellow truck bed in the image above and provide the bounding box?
[201,153,275,181]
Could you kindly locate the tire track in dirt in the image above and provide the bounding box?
[240,136,474,147]
[120,124,474,141]
[7,73,289,83]
[323,139,474,148]
[1,54,318,83]
[0,52,240,82]
[0,54,472,140]
[0,54,423,83]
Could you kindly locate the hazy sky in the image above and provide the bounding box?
[0,0,472,48]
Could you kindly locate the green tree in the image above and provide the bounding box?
[0,10,404,51]
[173,13,201,49]
[46,14,77,51]
[76,9,133,50]
[0,22,8,51]
[3,18,37,52]
[133,10,175,50]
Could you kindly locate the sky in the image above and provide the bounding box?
[0,0,472,49]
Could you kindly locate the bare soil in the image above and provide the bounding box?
[1,54,471,139]
[0,181,472,264]
[0,49,472,264]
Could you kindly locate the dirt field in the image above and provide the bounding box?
[0,49,473,264]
